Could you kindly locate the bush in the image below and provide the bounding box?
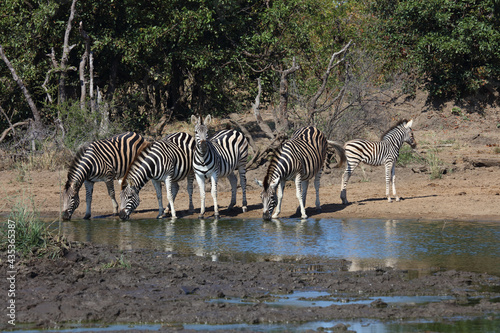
[0,195,68,258]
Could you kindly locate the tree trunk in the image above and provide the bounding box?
[0,45,43,131]
[274,57,299,135]
[79,21,91,110]
[58,0,78,104]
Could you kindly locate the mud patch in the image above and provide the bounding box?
[3,242,500,331]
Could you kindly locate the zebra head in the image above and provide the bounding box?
[119,183,140,220]
[404,119,417,149]
[62,181,80,220]
[255,178,278,220]
[191,115,212,154]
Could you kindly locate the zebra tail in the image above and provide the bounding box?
[327,140,346,168]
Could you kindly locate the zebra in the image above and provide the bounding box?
[340,119,416,204]
[191,115,248,218]
[256,126,346,220]
[119,132,195,220]
[62,132,148,220]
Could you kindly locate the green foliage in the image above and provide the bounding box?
[1,195,67,258]
[101,254,131,269]
[372,0,500,98]
[397,144,425,167]
[426,148,445,180]
[54,102,123,151]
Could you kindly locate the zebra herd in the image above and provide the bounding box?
[62,117,416,221]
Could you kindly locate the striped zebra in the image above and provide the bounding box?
[191,115,248,218]
[340,119,416,204]
[119,132,195,220]
[62,132,147,220]
[257,126,346,220]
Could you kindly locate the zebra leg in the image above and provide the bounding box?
[295,174,308,219]
[210,174,220,218]
[238,164,248,212]
[187,172,195,213]
[195,173,206,218]
[340,162,357,205]
[152,179,166,218]
[391,164,400,202]
[272,181,285,219]
[165,177,177,219]
[227,172,237,210]
[314,171,322,213]
[105,180,119,216]
[385,163,393,202]
[83,180,94,219]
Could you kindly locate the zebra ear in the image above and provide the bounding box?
[204,115,212,126]
[254,178,263,187]
[405,119,414,128]
[191,115,199,125]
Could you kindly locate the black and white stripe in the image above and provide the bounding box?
[191,115,248,218]
[119,132,195,219]
[258,126,344,220]
[340,119,416,204]
[62,132,147,220]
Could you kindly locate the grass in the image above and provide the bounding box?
[426,148,445,180]
[101,254,131,269]
[0,195,69,258]
[397,144,426,167]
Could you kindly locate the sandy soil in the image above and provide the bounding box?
[1,154,499,222]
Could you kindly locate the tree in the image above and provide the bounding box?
[372,0,500,98]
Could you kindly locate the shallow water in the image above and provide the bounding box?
[18,317,500,333]
[57,217,500,275]
[209,290,456,308]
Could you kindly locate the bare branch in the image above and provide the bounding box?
[307,41,352,116]
[79,21,91,110]
[274,57,300,134]
[251,78,275,139]
[0,121,30,144]
[0,45,43,130]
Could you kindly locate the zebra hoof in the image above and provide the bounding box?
[157,214,167,219]
[396,197,401,202]
[83,214,91,220]
[242,206,247,213]
[198,214,204,219]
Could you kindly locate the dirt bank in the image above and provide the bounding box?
[2,241,500,331]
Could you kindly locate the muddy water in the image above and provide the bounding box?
[57,218,500,276]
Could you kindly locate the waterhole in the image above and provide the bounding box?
[57,218,500,275]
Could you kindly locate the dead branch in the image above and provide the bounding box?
[0,45,43,131]
[274,57,300,135]
[0,121,30,144]
[79,21,91,110]
[252,78,275,139]
[246,132,288,171]
[57,0,78,104]
[307,40,352,120]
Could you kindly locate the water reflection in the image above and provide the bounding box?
[59,218,500,275]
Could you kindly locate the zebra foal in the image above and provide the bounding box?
[62,132,147,220]
[119,132,195,220]
[257,126,345,220]
[191,115,248,218]
[340,119,416,204]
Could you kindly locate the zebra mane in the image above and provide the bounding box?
[380,119,409,141]
[121,140,152,190]
[263,149,281,190]
[65,144,90,190]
